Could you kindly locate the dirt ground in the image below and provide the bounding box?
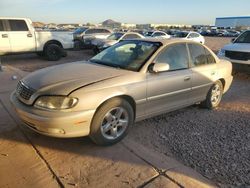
[1,37,249,187]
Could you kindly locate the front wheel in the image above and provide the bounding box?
[90,98,134,146]
[44,44,63,61]
[200,80,223,109]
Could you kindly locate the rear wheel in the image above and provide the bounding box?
[44,44,63,61]
[90,98,134,146]
[200,80,223,109]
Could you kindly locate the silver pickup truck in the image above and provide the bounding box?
[0,17,74,61]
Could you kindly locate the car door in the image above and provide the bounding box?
[0,19,11,54]
[7,19,36,52]
[146,43,192,115]
[188,43,217,103]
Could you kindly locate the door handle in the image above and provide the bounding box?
[27,33,33,37]
[2,34,8,38]
[211,71,216,76]
[184,76,191,81]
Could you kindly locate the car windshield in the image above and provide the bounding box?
[235,31,250,43]
[90,41,161,72]
[174,32,189,38]
[107,33,124,40]
[145,32,154,36]
[73,27,88,34]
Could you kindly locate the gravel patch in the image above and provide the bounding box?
[128,74,250,187]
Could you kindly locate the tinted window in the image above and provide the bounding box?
[235,31,250,43]
[174,32,188,38]
[99,29,111,34]
[73,27,88,34]
[122,34,141,39]
[152,32,165,37]
[155,44,189,71]
[9,20,28,31]
[189,44,215,66]
[85,29,95,34]
[107,33,124,40]
[0,20,4,31]
[87,29,110,34]
[188,33,200,38]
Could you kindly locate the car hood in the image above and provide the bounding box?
[21,61,127,96]
[222,43,250,52]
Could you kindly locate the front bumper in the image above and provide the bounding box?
[10,92,95,138]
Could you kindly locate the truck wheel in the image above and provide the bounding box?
[200,80,223,109]
[44,44,63,61]
[90,98,134,146]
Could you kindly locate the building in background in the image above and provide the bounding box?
[102,19,121,28]
[215,16,250,29]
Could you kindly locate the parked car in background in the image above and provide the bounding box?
[223,30,241,37]
[174,31,205,44]
[73,27,112,48]
[0,17,74,60]
[145,30,171,39]
[218,30,250,65]
[92,32,144,54]
[11,38,233,146]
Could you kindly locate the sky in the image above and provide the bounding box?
[1,0,250,25]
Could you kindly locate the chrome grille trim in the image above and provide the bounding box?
[16,81,35,101]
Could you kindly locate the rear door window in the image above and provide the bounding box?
[8,20,29,31]
[0,20,4,31]
[188,44,215,66]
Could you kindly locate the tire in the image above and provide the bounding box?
[44,44,63,61]
[90,98,134,146]
[200,80,223,109]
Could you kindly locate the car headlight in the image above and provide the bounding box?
[34,96,78,110]
[218,49,225,57]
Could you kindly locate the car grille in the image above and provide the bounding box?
[16,81,35,101]
[225,50,250,61]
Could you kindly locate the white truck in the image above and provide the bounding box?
[0,17,74,61]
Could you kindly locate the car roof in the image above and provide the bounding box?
[127,38,195,46]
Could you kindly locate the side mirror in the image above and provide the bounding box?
[149,63,170,73]
[231,38,235,43]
